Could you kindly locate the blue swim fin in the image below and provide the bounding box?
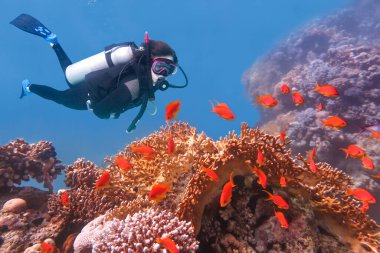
[20,79,31,99]
[10,14,58,43]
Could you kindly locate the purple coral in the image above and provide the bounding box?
[92,208,199,253]
[243,0,380,194]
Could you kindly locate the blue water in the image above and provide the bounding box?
[0,0,352,191]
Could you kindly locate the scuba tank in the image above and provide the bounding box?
[65,45,135,85]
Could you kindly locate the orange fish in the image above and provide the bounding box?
[361,156,374,170]
[316,103,324,111]
[256,148,265,167]
[131,145,156,159]
[274,210,289,229]
[168,135,175,154]
[263,190,289,209]
[252,166,267,189]
[166,100,181,122]
[370,172,380,179]
[280,176,287,188]
[321,116,347,129]
[220,173,236,207]
[291,92,304,106]
[41,242,54,253]
[309,158,317,173]
[279,131,286,143]
[95,171,111,190]
[255,94,278,108]
[360,201,370,214]
[309,148,316,160]
[368,129,380,141]
[345,186,376,203]
[114,156,133,172]
[202,166,219,181]
[156,237,179,253]
[314,82,339,98]
[148,183,172,202]
[281,84,290,94]
[210,101,236,120]
[339,144,366,159]
[61,191,70,207]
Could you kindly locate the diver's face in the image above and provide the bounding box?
[151,55,176,82]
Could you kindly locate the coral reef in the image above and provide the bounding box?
[243,0,380,220]
[91,208,198,253]
[0,139,64,192]
[2,122,380,252]
[0,187,64,253]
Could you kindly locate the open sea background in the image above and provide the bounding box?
[0,0,351,191]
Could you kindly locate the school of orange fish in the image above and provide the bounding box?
[56,82,379,252]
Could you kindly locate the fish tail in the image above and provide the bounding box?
[255,94,261,104]
[262,190,272,199]
[230,173,236,187]
[313,82,320,92]
[321,120,326,128]
[344,186,352,196]
[209,100,215,111]
[339,148,348,158]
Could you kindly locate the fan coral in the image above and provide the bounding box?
[0,139,64,192]
[92,208,199,253]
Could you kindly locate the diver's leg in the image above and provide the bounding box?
[50,43,75,88]
[29,83,88,110]
[51,43,72,74]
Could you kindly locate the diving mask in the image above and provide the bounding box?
[151,58,177,77]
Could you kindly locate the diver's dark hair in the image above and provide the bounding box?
[150,40,178,64]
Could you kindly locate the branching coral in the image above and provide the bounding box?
[92,208,198,253]
[0,139,64,192]
[176,123,380,252]
[45,121,380,252]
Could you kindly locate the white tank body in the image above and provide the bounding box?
[65,45,134,85]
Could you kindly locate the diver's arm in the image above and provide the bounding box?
[91,85,132,119]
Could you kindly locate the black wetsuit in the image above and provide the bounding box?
[29,43,148,119]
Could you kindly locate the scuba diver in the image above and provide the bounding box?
[10,14,188,132]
